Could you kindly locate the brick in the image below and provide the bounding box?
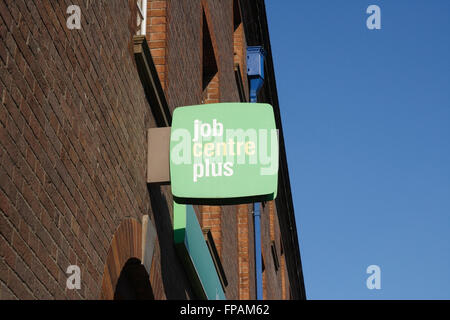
[148,24,166,33]
[7,266,34,299]
[150,17,166,25]
[0,213,13,241]
[150,1,167,10]
[0,233,18,272]
[150,32,166,41]
[0,281,18,300]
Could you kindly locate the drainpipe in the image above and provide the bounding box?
[247,46,266,300]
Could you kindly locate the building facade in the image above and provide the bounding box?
[0,0,305,300]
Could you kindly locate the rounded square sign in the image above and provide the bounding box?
[170,103,278,205]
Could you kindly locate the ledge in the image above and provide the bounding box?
[203,229,228,290]
[234,63,247,102]
[133,35,172,127]
[173,203,226,300]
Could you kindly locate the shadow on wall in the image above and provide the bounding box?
[147,184,194,299]
[114,258,154,300]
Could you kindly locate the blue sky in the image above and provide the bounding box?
[266,0,450,299]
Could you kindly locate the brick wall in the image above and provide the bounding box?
[1,0,297,300]
[233,1,248,99]
[146,0,167,90]
[165,0,202,110]
[237,203,255,299]
[261,201,283,299]
[0,0,193,300]
[162,0,293,299]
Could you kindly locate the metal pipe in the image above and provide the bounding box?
[247,46,266,300]
[253,203,263,300]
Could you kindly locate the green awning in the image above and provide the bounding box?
[173,202,226,300]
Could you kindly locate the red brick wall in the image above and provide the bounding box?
[1,0,296,300]
[233,2,248,99]
[219,205,239,299]
[0,0,193,300]
[146,0,167,90]
[202,73,219,104]
[204,0,239,103]
[165,0,202,110]
[161,0,294,300]
[261,201,284,299]
[237,203,255,299]
[200,205,222,255]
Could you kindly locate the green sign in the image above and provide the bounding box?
[174,202,226,300]
[170,103,278,205]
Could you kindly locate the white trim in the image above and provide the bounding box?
[140,0,148,36]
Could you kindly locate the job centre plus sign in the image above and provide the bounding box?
[170,103,279,205]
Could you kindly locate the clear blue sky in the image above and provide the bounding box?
[266,0,450,299]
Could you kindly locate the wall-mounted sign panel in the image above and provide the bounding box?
[173,202,226,300]
[170,103,279,205]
